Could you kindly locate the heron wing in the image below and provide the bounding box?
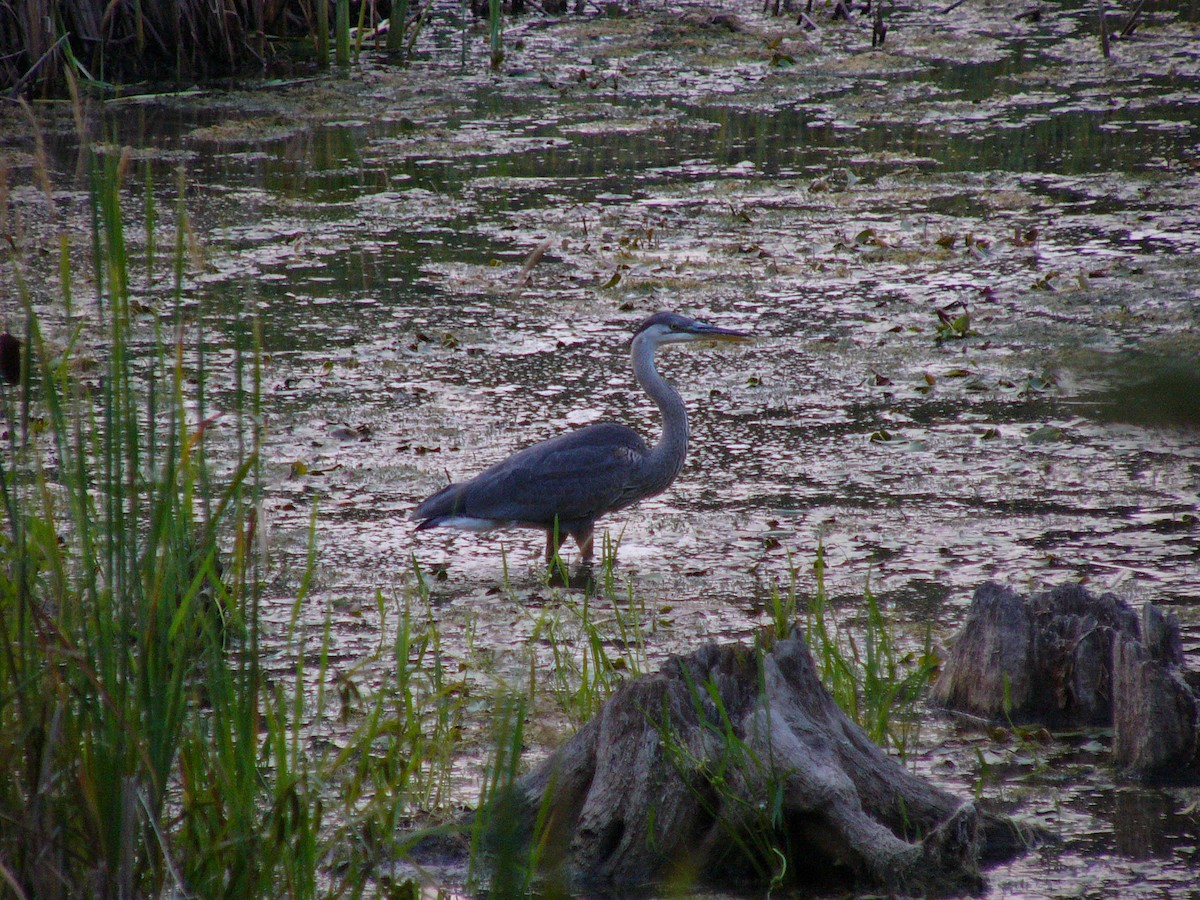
[414,423,650,527]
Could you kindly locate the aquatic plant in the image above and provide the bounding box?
[317,0,332,69]
[0,0,531,93]
[0,0,411,92]
[489,0,506,69]
[467,692,537,894]
[322,580,470,883]
[2,0,311,93]
[527,555,651,726]
[0,126,330,895]
[336,0,353,69]
[802,547,938,757]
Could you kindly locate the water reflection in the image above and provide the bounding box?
[1088,352,1200,430]
[1112,789,1178,860]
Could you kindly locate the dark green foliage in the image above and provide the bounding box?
[1,1,382,94]
[0,139,324,898]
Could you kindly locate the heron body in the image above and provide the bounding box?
[411,311,751,562]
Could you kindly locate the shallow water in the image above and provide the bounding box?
[10,0,1200,894]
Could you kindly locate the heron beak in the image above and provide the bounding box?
[690,323,754,345]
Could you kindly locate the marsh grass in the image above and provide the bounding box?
[3,0,319,94]
[537,593,629,724]
[802,546,938,756]
[321,584,471,883]
[530,547,653,726]
[0,126,332,895]
[468,691,533,894]
[317,0,333,69]
[336,0,353,69]
[386,0,413,56]
[4,0,521,93]
[657,654,790,891]
[488,0,506,69]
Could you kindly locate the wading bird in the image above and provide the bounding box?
[411,311,751,564]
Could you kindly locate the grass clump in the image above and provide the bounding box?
[657,658,790,892]
[0,137,332,895]
[325,581,470,880]
[801,545,938,756]
[531,545,655,726]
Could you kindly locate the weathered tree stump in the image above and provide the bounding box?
[485,633,1031,895]
[932,582,1200,781]
[931,582,1136,726]
[1113,604,1200,780]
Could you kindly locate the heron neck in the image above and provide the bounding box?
[631,334,688,493]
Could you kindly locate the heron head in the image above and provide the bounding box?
[632,311,753,347]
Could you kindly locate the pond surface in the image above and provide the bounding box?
[10,0,1200,895]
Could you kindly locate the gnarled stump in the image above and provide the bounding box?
[488,633,1030,895]
[1113,605,1200,780]
[931,582,1138,726]
[933,582,1200,781]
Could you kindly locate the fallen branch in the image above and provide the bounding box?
[510,237,554,301]
[1099,0,1111,58]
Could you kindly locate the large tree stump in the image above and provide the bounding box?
[931,582,1138,725]
[932,582,1200,781]
[1112,604,1200,780]
[485,633,1030,895]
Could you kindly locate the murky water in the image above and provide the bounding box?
[9,0,1200,894]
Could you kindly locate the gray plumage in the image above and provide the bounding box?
[411,311,751,562]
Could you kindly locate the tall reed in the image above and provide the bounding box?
[488,0,505,69]
[0,128,327,895]
[317,0,332,69]
[336,0,353,69]
[1,1,365,93]
[386,0,412,56]
[803,546,937,756]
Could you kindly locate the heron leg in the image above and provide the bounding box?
[545,524,575,587]
[572,523,595,562]
[545,520,594,562]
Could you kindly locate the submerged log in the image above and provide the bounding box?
[933,582,1200,781]
[485,633,1031,895]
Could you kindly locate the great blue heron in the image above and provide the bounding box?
[411,311,751,563]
